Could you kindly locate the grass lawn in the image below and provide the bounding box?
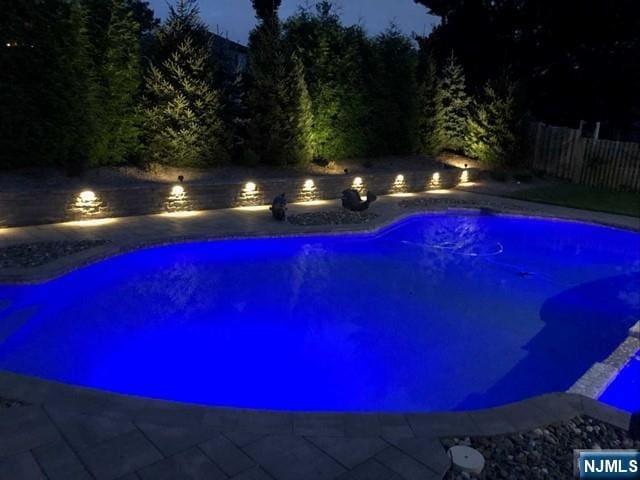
[507,184,640,218]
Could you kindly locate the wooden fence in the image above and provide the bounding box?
[530,123,640,191]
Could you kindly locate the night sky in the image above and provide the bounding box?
[149,0,439,45]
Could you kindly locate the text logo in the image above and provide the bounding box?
[575,450,640,479]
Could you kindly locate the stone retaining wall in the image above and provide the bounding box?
[0,167,473,228]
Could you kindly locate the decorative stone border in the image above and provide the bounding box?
[569,321,640,399]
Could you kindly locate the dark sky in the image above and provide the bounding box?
[149,0,439,45]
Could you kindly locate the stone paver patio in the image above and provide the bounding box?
[0,189,638,479]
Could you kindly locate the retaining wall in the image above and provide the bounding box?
[0,167,473,228]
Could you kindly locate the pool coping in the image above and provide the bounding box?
[0,369,632,438]
[569,325,640,399]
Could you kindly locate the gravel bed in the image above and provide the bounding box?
[287,210,380,226]
[0,240,109,268]
[443,416,640,480]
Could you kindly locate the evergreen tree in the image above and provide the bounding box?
[1,0,96,172]
[369,24,419,156]
[90,0,143,165]
[432,53,470,154]
[245,2,313,166]
[284,3,372,160]
[466,81,523,165]
[416,50,439,155]
[144,0,229,166]
[287,52,314,165]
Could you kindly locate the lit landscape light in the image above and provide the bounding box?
[390,174,408,195]
[429,172,442,189]
[74,190,102,217]
[301,178,318,202]
[165,184,190,213]
[78,190,96,203]
[239,181,262,207]
[351,177,367,200]
[460,170,470,184]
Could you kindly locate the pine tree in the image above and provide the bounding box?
[0,0,96,171]
[144,0,229,167]
[466,82,522,165]
[433,53,471,154]
[417,51,439,155]
[286,52,314,165]
[369,24,419,156]
[284,3,371,160]
[245,2,313,166]
[90,0,143,165]
[52,0,97,174]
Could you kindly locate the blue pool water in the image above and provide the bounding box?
[0,213,638,412]
[600,352,640,412]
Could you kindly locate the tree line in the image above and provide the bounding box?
[1,0,548,173]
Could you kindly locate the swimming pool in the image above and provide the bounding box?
[0,213,638,412]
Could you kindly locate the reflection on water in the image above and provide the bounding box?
[0,213,638,412]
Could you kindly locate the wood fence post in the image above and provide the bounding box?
[533,122,544,170]
[571,135,586,184]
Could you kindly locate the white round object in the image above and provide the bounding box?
[448,445,485,474]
